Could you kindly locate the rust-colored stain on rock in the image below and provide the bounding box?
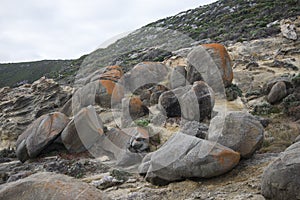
[202,43,233,83]
[214,148,240,166]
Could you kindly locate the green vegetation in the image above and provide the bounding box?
[0,55,86,87]
[146,0,300,43]
[135,119,150,127]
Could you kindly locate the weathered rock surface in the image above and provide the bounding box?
[169,65,188,89]
[128,97,149,119]
[122,62,169,93]
[208,112,264,158]
[61,106,104,153]
[98,127,149,167]
[149,85,169,106]
[139,132,240,186]
[0,77,72,149]
[267,81,287,104]
[72,79,124,114]
[187,43,233,87]
[121,96,149,128]
[262,142,300,200]
[180,120,208,139]
[0,172,109,200]
[158,81,214,121]
[16,112,69,162]
[76,65,123,86]
[281,19,298,40]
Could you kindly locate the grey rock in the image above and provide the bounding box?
[208,112,264,158]
[122,62,169,93]
[139,132,240,185]
[72,79,124,114]
[158,81,215,121]
[261,142,300,200]
[149,85,169,106]
[121,97,149,128]
[187,44,233,88]
[180,120,208,139]
[91,175,123,190]
[0,172,108,200]
[186,63,203,84]
[281,19,298,41]
[262,76,293,95]
[61,106,104,153]
[0,77,71,149]
[267,81,287,104]
[169,65,188,90]
[98,127,149,167]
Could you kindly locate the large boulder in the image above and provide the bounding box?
[61,106,104,153]
[158,81,215,121]
[96,127,149,167]
[180,120,208,139]
[16,112,69,162]
[0,172,108,200]
[122,62,169,93]
[121,96,149,128]
[149,85,169,106]
[187,43,233,87]
[128,97,149,119]
[262,76,293,95]
[169,65,188,89]
[267,81,287,104]
[208,112,264,158]
[71,79,124,114]
[0,77,71,149]
[139,132,240,186]
[261,142,300,199]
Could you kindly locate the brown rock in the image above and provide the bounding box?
[16,112,69,162]
[0,172,109,200]
[187,43,233,87]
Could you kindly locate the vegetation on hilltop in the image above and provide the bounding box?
[1,0,299,87]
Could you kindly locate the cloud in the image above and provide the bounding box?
[0,0,216,63]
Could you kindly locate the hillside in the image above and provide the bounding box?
[1,0,299,87]
[0,0,300,199]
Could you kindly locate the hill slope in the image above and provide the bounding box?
[1,0,300,87]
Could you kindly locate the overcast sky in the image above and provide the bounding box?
[0,0,216,63]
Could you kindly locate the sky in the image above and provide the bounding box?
[0,0,216,63]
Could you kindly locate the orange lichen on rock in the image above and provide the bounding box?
[100,65,123,82]
[202,43,233,85]
[213,148,240,166]
[129,97,144,113]
[99,80,124,102]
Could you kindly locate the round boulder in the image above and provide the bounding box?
[262,142,300,199]
[139,132,240,186]
[208,111,264,158]
[267,81,287,104]
[16,112,69,162]
[0,172,108,200]
[187,43,233,87]
[158,81,214,121]
[61,106,104,153]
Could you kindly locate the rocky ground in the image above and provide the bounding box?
[0,17,299,200]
